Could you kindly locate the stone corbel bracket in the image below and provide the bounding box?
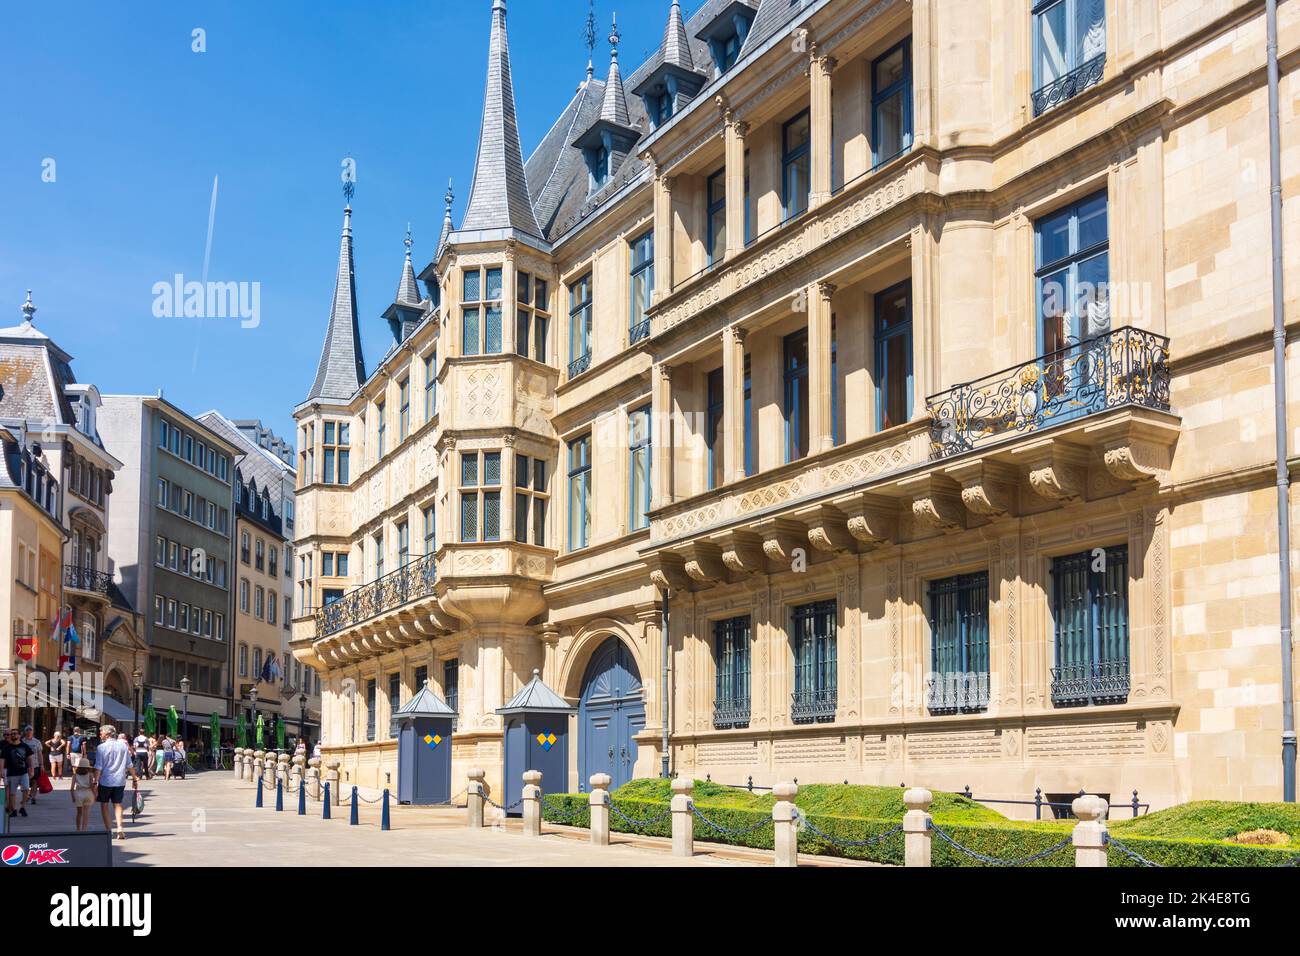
[943,459,1019,519]
[755,517,808,569]
[680,541,727,585]
[713,529,766,575]
[1012,438,1091,503]
[898,474,966,532]
[1087,416,1180,485]
[647,551,691,592]
[835,492,898,547]
[794,503,856,554]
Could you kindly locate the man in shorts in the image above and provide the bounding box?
[2,729,34,819]
[91,724,138,840]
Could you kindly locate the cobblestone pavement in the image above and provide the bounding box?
[3,771,770,867]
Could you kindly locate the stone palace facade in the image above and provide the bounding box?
[291,0,1299,811]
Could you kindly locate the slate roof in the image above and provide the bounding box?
[459,0,543,238]
[307,206,366,404]
[496,669,574,715]
[393,681,457,720]
[0,293,80,427]
[741,0,802,57]
[197,410,294,513]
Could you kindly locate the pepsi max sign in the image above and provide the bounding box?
[1,832,112,867]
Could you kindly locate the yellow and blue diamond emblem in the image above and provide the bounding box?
[424,733,443,751]
[535,731,557,752]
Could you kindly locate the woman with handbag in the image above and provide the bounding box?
[46,731,67,780]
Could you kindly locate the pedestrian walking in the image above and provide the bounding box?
[2,728,34,819]
[162,734,175,781]
[21,726,43,806]
[68,727,86,760]
[132,729,148,777]
[69,755,96,831]
[46,731,67,780]
[91,724,137,840]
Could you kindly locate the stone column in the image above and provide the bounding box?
[652,167,674,304]
[521,770,542,837]
[903,787,933,867]
[772,781,799,868]
[588,773,612,846]
[306,757,321,800]
[501,436,516,545]
[501,239,517,355]
[671,777,694,858]
[651,364,674,510]
[808,281,836,454]
[325,759,341,805]
[724,117,749,259]
[808,45,837,210]
[1071,795,1110,867]
[722,327,748,483]
[467,767,486,828]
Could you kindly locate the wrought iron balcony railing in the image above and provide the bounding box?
[314,554,437,639]
[63,564,112,595]
[1050,659,1130,707]
[567,351,592,380]
[927,326,1170,460]
[628,318,651,345]
[926,671,990,715]
[790,687,837,724]
[1032,54,1105,117]
[712,698,751,730]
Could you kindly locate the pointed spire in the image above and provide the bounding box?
[308,202,366,403]
[599,14,631,127]
[436,179,454,258]
[20,289,36,325]
[396,226,421,306]
[460,0,542,237]
[662,0,695,71]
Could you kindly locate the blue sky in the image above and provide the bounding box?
[0,1,671,442]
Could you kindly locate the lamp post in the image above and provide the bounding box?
[249,686,258,749]
[298,691,308,749]
[179,675,190,750]
[132,667,143,737]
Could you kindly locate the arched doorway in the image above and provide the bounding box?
[578,636,645,792]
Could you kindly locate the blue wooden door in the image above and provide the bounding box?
[579,637,644,792]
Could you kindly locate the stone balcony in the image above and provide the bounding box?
[645,327,1177,590]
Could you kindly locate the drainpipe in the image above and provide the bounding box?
[660,587,671,778]
[1266,0,1296,802]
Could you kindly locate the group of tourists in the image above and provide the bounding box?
[2,724,138,838]
[129,731,189,780]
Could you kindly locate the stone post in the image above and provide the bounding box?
[233,748,243,779]
[1072,795,1110,867]
[252,750,265,785]
[588,773,612,847]
[521,770,543,837]
[276,753,290,788]
[903,788,933,867]
[306,757,321,800]
[240,749,251,781]
[772,781,799,868]
[263,753,276,787]
[671,776,694,858]
[291,754,306,791]
[467,768,486,828]
[325,760,341,805]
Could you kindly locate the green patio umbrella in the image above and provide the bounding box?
[235,712,247,749]
[255,713,265,748]
[275,715,286,751]
[209,712,220,748]
[167,705,179,738]
[142,703,157,735]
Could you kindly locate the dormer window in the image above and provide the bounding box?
[652,90,673,127]
[586,141,611,192]
[695,2,756,78]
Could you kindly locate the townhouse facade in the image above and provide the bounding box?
[292,0,1299,809]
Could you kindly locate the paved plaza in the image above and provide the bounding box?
[3,771,872,867]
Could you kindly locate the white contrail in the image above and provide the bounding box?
[193,174,219,371]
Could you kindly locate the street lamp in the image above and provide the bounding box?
[179,675,190,751]
[132,667,143,737]
[249,686,258,749]
[299,691,308,749]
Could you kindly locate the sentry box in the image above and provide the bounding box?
[496,669,574,815]
[392,680,456,805]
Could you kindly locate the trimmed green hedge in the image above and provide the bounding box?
[1110,800,1300,843]
[539,782,1300,867]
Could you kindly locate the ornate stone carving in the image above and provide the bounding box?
[756,518,807,566]
[716,530,765,575]
[796,504,854,554]
[838,493,897,546]
[682,542,726,585]
[1016,442,1090,502]
[647,552,690,592]
[904,475,965,532]
[945,460,1018,518]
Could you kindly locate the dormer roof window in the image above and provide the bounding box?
[633,0,707,129]
[695,1,756,78]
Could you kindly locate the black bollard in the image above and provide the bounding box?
[275,779,284,811]
[350,786,359,826]
[381,789,391,831]
[323,782,331,820]
[256,776,263,808]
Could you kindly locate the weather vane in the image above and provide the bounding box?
[583,0,596,60]
[343,179,355,205]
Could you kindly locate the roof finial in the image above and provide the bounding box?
[21,289,35,324]
[444,178,454,212]
[609,12,621,58]
[404,222,413,258]
[342,177,355,209]
[584,0,597,60]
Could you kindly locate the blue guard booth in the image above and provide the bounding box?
[496,669,575,815]
[392,680,456,805]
